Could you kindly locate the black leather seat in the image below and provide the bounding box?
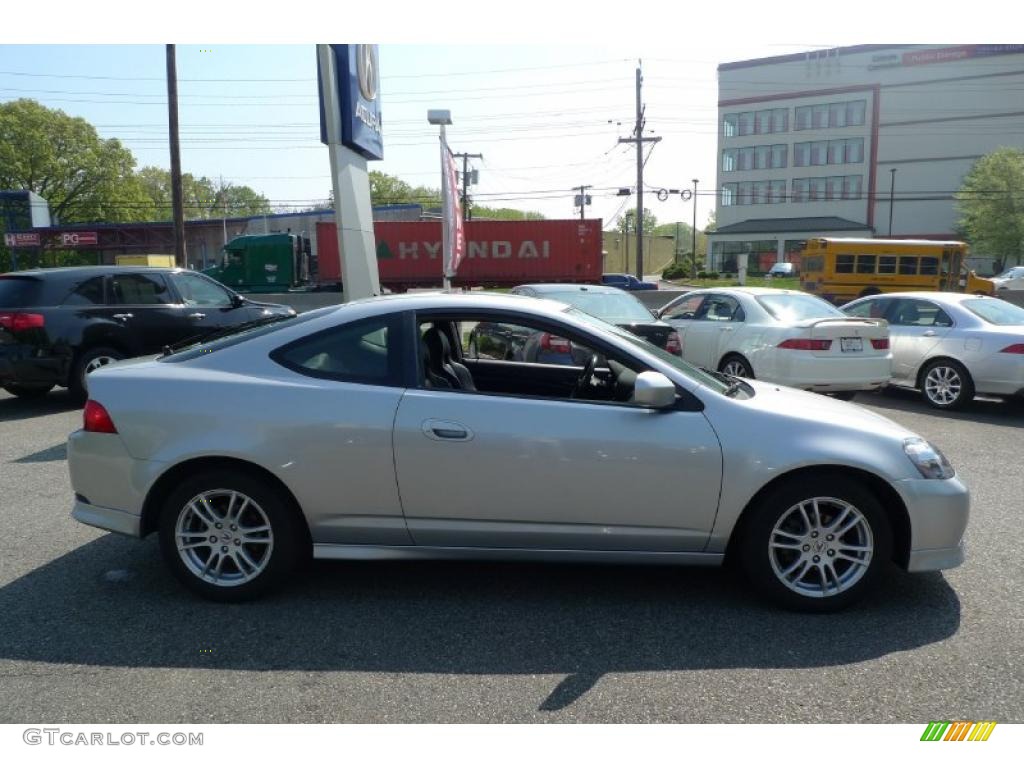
[423,327,476,391]
[421,340,452,389]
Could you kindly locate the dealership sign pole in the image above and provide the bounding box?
[317,44,383,302]
[441,133,465,290]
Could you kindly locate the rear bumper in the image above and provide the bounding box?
[72,499,142,538]
[769,353,892,391]
[0,345,68,386]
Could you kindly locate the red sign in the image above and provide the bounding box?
[3,232,41,247]
[60,232,98,247]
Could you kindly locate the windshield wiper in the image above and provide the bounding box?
[161,314,291,357]
[700,366,747,398]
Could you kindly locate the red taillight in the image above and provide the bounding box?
[665,330,682,355]
[0,312,45,332]
[539,332,571,353]
[1000,343,1024,354]
[83,400,118,434]
[871,338,890,350]
[778,338,832,351]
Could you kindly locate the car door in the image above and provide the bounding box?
[661,293,708,364]
[168,271,257,338]
[885,298,954,381]
[392,312,723,553]
[104,272,191,355]
[674,293,737,369]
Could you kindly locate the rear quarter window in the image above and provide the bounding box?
[0,277,44,307]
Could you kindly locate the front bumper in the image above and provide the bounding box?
[896,475,970,572]
[72,499,142,537]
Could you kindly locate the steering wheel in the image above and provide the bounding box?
[570,354,599,399]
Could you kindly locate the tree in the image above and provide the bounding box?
[470,206,544,221]
[0,99,155,223]
[616,207,658,234]
[369,171,440,208]
[136,167,271,221]
[957,148,1024,267]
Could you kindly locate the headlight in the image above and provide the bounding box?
[904,437,955,479]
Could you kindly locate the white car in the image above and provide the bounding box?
[841,292,1024,409]
[990,266,1024,293]
[657,288,891,398]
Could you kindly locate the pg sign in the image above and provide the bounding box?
[318,44,383,160]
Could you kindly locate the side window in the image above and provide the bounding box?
[171,273,233,307]
[62,276,105,306]
[464,321,594,367]
[898,257,919,275]
[835,254,855,274]
[891,299,951,327]
[109,273,172,305]
[878,255,897,275]
[271,314,399,384]
[856,255,877,274]
[920,257,939,276]
[845,298,888,319]
[662,294,706,321]
[704,295,741,322]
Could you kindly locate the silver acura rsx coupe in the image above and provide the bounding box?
[68,292,968,611]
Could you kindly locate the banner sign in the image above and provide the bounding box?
[60,231,98,247]
[4,232,41,247]
[870,44,1024,70]
[318,44,383,161]
[3,231,97,248]
[441,141,465,278]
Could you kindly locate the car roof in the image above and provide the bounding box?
[4,266,193,279]
[844,291,978,304]
[515,283,629,296]
[685,286,810,297]
[341,290,573,315]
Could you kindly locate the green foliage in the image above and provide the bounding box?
[369,171,440,208]
[0,99,154,223]
[136,167,271,221]
[957,148,1024,267]
[616,207,658,235]
[470,206,544,220]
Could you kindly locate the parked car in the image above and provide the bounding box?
[0,266,294,400]
[656,287,890,399]
[70,292,967,611]
[601,273,658,291]
[767,262,797,278]
[841,291,1024,409]
[990,265,1024,293]
[510,283,681,358]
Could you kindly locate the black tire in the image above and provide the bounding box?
[827,391,857,401]
[70,346,124,402]
[158,468,302,602]
[2,383,54,399]
[737,473,893,612]
[919,359,974,410]
[719,353,754,379]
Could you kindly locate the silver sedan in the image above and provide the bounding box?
[842,292,1024,409]
[68,292,968,611]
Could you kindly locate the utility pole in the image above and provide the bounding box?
[452,152,482,220]
[618,61,661,280]
[575,185,592,220]
[691,179,699,279]
[166,45,186,268]
[888,168,897,237]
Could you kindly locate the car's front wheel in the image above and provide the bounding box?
[158,469,302,601]
[738,474,892,612]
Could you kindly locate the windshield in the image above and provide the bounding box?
[160,307,329,362]
[757,293,845,322]
[994,267,1024,279]
[546,290,655,323]
[962,298,1024,326]
[564,307,732,394]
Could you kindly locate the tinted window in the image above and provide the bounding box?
[662,294,706,321]
[898,257,919,275]
[110,273,172,305]
[172,273,233,307]
[920,257,939,276]
[0,276,43,307]
[856,255,877,274]
[891,299,952,327]
[272,314,399,384]
[844,298,889,319]
[878,256,897,275]
[465,320,593,367]
[835,254,855,274]
[162,307,329,362]
[62,276,106,305]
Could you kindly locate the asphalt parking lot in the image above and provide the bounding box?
[0,387,1022,723]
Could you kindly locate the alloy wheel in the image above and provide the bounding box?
[924,366,962,406]
[722,359,749,377]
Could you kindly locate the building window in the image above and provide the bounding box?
[794,99,868,131]
[812,104,829,129]
[769,179,787,203]
[843,175,863,200]
[755,145,771,170]
[792,178,809,203]
[826,176,844,201]
[811,141,828,166]
[752,180,768,205]
[827,140,845,165]
[770,144,787,169]
[738,111,754,136]
[722,149,737,172]
[737,147,754,171]
[847,100,866,126]
[795,106,812,130]
[721,183,737,206]
[808,178,826,201]
[794,142,810,167]
[829,102,847,128]
[755,109,773,134]
[738,181,753,206]
[846,138,864,164]
[772,108,788,133]
[723,114,738,137]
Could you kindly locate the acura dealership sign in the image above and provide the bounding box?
[318,44,383,160]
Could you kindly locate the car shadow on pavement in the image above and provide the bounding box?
[0,390,80,423]
[0,533,962,714]
[859,387,1024,426]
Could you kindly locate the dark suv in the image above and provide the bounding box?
[0,266,294,400]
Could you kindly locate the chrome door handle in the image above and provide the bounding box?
[720,326,733,332]
[922,330,936,337]
[112,313,133,321]
[422,419,473,442]
[188,312,206,320]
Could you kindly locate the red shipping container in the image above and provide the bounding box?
[316,219,603,289]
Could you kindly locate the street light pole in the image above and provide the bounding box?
[691,179,699,279]
[888,168,897,237]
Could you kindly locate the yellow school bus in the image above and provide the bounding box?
[799,238,995,304]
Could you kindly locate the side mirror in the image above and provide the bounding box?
[652,308,663,318]
[231,294,245,308]
[633,371,677,409]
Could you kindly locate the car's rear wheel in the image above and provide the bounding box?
[2,383,54,399]
[719,354,754,379]
[158,469,301,601]
[827,391,857,401]
[920,359,974,410]
[738,474,892,612]
[70,346,124,402]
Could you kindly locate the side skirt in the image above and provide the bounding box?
[313,543,724,566]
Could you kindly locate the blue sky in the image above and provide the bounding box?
[0,4,997,229]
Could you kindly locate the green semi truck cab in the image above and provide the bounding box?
[203,233,311,293]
